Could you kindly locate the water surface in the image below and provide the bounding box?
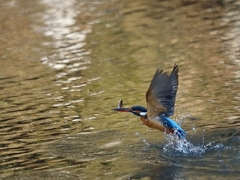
[0,0,240,179]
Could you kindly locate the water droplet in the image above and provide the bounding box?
[192,127,197,132]
[142,138,150,146]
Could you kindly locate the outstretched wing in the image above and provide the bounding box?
[169,64,179,110]
[146,64,179,119]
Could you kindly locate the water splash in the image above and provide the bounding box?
[163,134,207,156]
[162,133,228,156]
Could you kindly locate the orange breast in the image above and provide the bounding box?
[140,116,173,134]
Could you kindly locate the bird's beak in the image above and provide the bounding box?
[112,108,132,112]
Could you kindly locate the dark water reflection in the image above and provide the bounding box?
[133,130,240,179]
[1,0,240,179]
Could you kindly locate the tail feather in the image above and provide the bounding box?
[160,116,187,139]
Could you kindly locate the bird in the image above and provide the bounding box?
[112,64,186,139]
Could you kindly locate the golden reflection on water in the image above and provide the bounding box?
[1,0,240,179]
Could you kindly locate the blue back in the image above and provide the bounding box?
[160,115,187,138]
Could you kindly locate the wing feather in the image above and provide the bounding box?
[146,64,179,118]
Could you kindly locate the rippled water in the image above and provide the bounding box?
[1,0,240,179]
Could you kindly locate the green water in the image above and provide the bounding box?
[0,0,240,179]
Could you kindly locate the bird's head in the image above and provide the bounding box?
[113,105,147,117]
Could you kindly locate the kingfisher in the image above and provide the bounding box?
[113,64,186,139]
